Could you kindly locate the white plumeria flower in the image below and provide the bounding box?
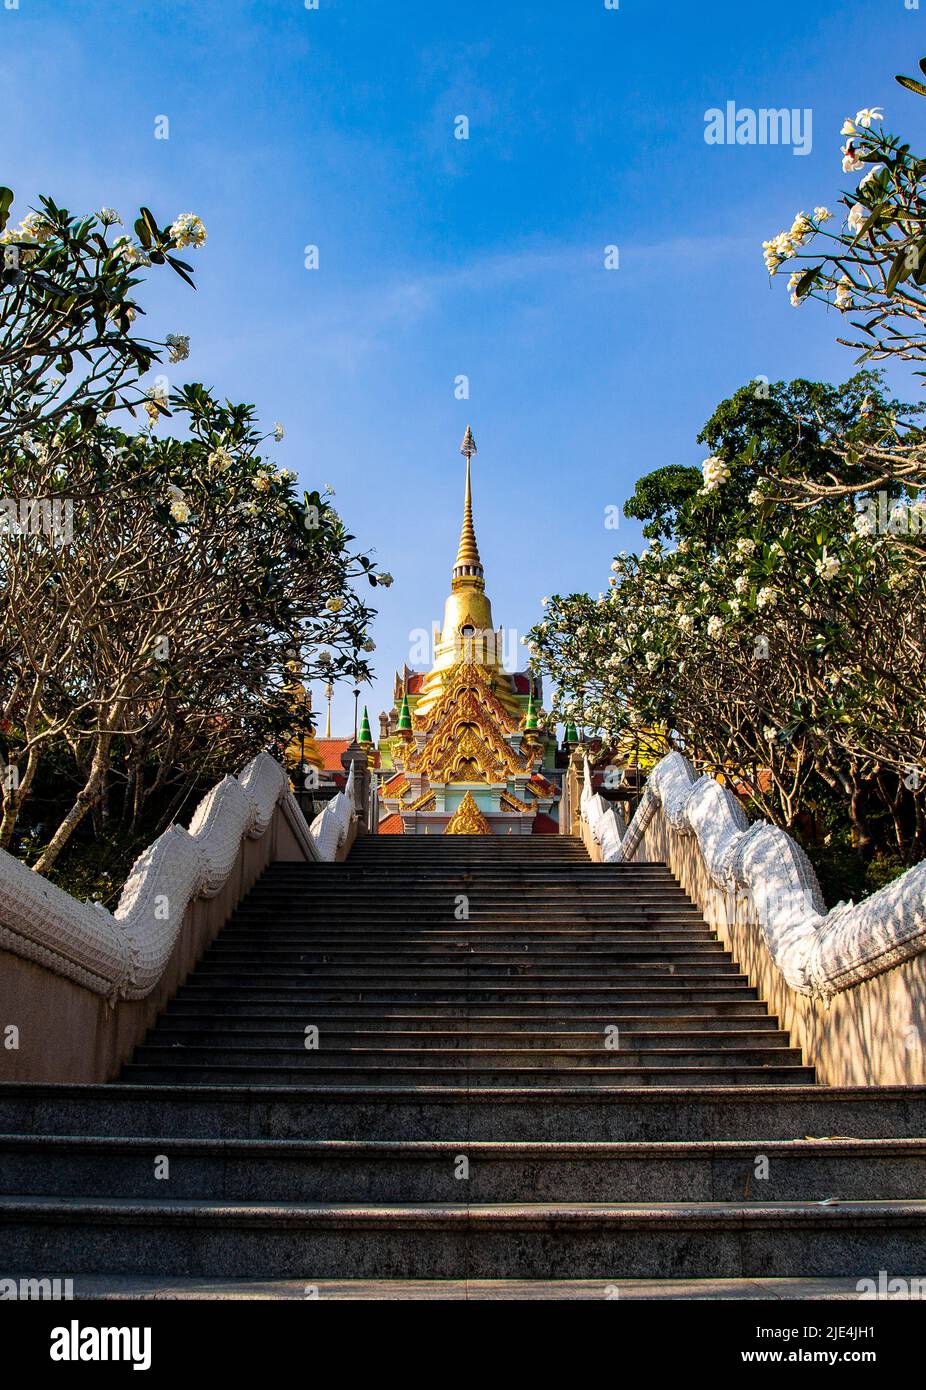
[847,202,868,234]
[208,445,233,471]
[170,213,207,248]
[859,164,885,190]
[166,333,190,363]
[855,107,883,128]
[756,586,778,610]
[763,726,778,743]
[835,275,854,312]
[701,456,730,492]
[814,206,833,222]
[790,211,812,245]
[842,142,864,173]
[273,422,285,441]
[707,615,723,639]
[854,511,876,537]
[735,537,756,558]
[114,235,150,268]
[840,119,857,137]
[815,550,841,580]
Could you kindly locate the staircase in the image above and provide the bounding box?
[1,834,924,1297]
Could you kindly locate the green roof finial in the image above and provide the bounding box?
[358,705,373,747]
[523,693,539,732]
[565,720,579,746]
[396,691,412,734]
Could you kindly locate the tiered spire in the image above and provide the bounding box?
[452,425,483,583]
[358,705,373,748]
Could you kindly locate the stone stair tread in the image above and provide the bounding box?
[4,1134,923,1157]
[17,840,925,1288]
[52,1274,926,1301]
[5,1194,926,1223]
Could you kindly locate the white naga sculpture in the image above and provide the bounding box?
[581,751,926,1002]
[0,753,356,1002]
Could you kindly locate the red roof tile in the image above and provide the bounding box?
[381,771,407,795]
[316,739,380,771]
[377,813,405,835]
[532,812,559,835]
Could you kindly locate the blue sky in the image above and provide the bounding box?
[2,0,923,733]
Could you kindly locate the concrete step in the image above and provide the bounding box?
[162,1000,777,1022]
[128,1042,806,1069]
[218,930,717,943]
[174,984,763,1004]
[151,1026,789,1048]
[5,1082,921,1140]
[120,1063,816,1087]
[54,1273,926,1300]
[3,1195,924,1279]
[205,945,729,962]
[190,965,747,983]
[3,1135,922,1202]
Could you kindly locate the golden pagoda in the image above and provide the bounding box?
[377,428,562,835]
[281,677,325,775]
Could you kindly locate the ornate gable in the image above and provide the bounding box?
[444,791,491,835]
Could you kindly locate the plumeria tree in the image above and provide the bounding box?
[0,388,390,872]
[528,376,926,866]
[0,190,205,443]
[762,71,926,504]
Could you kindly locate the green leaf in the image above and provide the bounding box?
[794,265,821,297]
[885,242,915,295]
[0,186,14,232]
[895,74,926,98]
[165,255,195,288]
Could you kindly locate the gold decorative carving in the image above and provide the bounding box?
[444,791,491,835]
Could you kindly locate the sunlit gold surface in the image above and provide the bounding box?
[444,791,491,835]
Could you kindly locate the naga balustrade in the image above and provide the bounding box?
[579,752,926,1085]
[0,754,362,1082]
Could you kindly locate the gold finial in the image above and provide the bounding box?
[453,426,483,581]
[460,425,477,461]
